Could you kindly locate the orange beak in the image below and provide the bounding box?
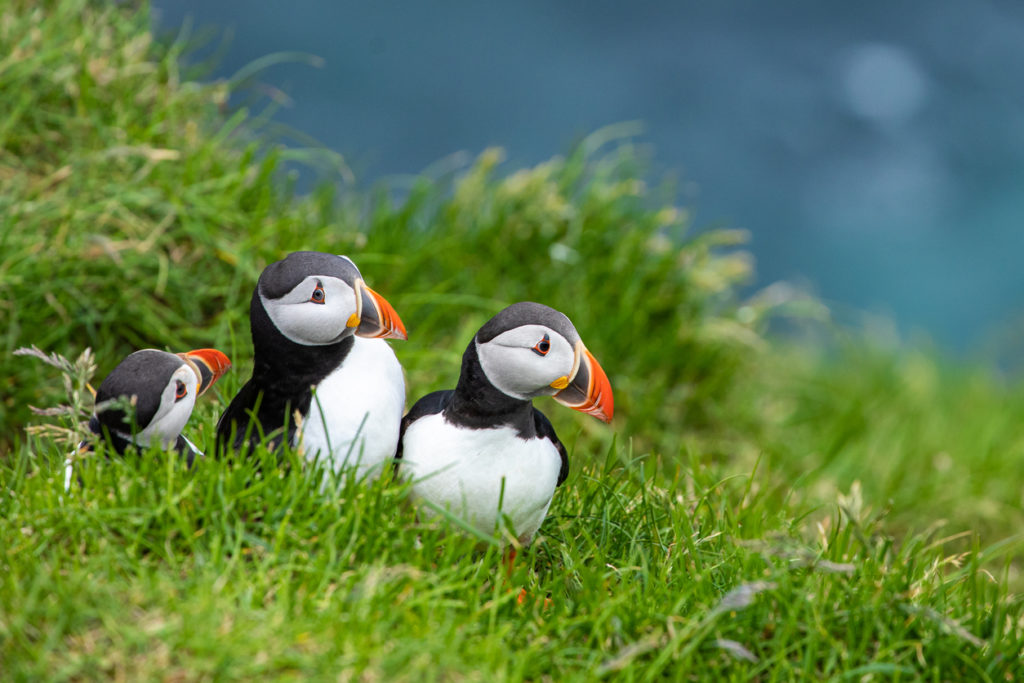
[179,348,232,396]
[553,341,614,423]
[354,280,407,340]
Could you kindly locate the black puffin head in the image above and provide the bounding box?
[454,301,614,423]
[92,348,231,450]
[251,252,406,364]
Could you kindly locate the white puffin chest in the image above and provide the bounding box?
[400,413,562,542]
[298,337,406,479]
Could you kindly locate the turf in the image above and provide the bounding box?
[2,2,1023,680]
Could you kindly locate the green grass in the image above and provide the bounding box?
[4,438,1022,680]
[2,1,1023,679]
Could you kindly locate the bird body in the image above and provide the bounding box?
[398,302,612,544]
[401,406,563,541]
[90,348,231,458]
[216,251,407,478]
[70,347,231,489]
[300,336,406,478]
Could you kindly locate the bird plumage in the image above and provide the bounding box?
[70,347,231,489]
[216,251,407,479]
[397,302,611,544]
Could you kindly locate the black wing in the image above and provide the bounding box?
[215,378,261,456]
[215,379,309,459]
[533,408,569,486]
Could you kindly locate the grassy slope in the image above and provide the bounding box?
[2,2,1023,680]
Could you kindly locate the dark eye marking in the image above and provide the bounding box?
[174,379,187,402]
[531,333,551,357]
[310,280,326,304]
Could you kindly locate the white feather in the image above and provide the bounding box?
[400,413,562,542]
[64,456,74,493]
[299,337,405,479]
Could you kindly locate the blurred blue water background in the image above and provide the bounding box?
[151,1,1024,356]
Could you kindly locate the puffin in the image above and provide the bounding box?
[70,347,232,488]
[216,251,407,479]
[397,301,613,546]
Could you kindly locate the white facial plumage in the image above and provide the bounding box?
[475,324,576,400]
[134,363,199,447]
[260,275,359,346]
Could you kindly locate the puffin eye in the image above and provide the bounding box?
[174,380,187,402]
[309,282,326,304]
[531,334,551,357]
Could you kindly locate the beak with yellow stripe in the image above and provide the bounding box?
[471,301,615,423]
[551,340,614,423]
[178,348,232,396]
[349,279,408,340]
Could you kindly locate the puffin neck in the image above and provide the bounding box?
[249,290,355,395]
[445,340,536,438]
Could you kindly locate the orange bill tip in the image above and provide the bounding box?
[179,348,231,396]
[356,283,407,341]
[553,344,614,423]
